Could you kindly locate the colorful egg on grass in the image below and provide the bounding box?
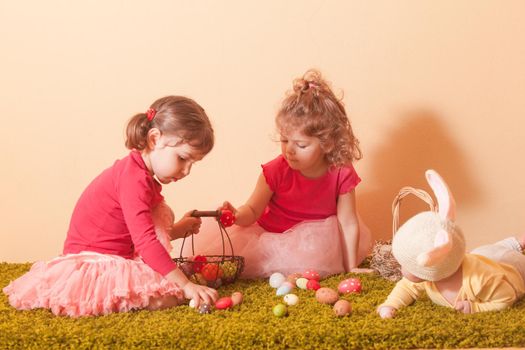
[283,293,299,306]
[201,263,224,281]
[199,303,212,314]
[231,292,243,306]
[338,278,362,294]
[269,272,286,288]
[192,255,207,273]
[333,300,352,317]
[315,287,339,305]
[272,303,287,317]
[306,279,321,291]
[296,277,308,290]
[276,282,294,296]
[303,269,320,281]
[215,297,233,310]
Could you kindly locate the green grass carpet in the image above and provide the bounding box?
[2,262,525,349]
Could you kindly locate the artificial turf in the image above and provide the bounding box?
[1,262,525,349]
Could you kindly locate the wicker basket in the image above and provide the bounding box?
[370,186,436,281]
[174,216,244,288]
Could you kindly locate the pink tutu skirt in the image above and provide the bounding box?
[176,215,372,279]
[2,202,183,317]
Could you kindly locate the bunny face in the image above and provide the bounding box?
[392,170,466,282]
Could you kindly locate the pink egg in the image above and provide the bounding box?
[303,269,320,281]
[215,296,233,310]
[306,279,321,291]
[338,278,362,294]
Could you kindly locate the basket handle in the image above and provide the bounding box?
[178,210,236,261]
[391,186,436,237]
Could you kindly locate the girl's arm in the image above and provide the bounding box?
[224,172,273,226]
[169,211,202,240]
[337,190,360,271]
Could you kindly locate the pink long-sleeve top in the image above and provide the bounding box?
[63,150,177,276]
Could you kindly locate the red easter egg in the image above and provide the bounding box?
[192,255,207,273]
[303,269,320,281]
[338,278,362,294]
[201,263,224,281]
[215,296,233,310]
[220,209,235,227]
[306,279,321,291]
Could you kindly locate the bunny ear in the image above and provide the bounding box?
[425,169,456,221]
[416,229,453,267]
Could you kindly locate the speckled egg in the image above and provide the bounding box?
[283,293,299,306]
[338,278,362,294]
[269,272,286,288]
[231,291,243,306]
[303,269,320,281]
[315,287,339,304]
[198,303,212,314]
[333,299,352,317]
[296,277,309,290]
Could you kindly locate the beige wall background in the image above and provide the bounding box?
[1,1,524,262]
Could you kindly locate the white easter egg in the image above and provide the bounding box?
[283,293,299,306]
[269,272,286,288]
[189,299,196,308]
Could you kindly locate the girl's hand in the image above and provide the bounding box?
[220,201,237,216]
[171,211,202,239]
[377,306,396,319]
[220,201,238,224]
[183,282,218,309]
[454,300,472,314]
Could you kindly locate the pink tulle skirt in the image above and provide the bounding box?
[175,215,372,279]
[2,202,183,317]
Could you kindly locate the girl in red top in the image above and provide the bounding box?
[3,96,218,316]
[189,70,372,278]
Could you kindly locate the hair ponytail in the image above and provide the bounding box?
[125,113,152,150]
[124,96,214,154]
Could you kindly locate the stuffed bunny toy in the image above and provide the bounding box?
[377,169,525,318]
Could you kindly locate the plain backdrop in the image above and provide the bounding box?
[1,1,524,262]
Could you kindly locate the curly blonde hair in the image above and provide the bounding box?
[276,69,362,167]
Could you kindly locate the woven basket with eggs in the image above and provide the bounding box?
[173,210,244,288]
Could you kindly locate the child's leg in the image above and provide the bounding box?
[470,236,522,260]
[146,295,183,311]
[471,235,525,282]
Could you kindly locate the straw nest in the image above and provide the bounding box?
[370,240,402,282]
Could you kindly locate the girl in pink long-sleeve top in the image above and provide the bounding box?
[3,96,218,317]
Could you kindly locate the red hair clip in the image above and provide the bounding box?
[146,108,157,121]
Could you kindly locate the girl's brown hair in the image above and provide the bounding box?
[276,69,362,167]
[125,96,214,154]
